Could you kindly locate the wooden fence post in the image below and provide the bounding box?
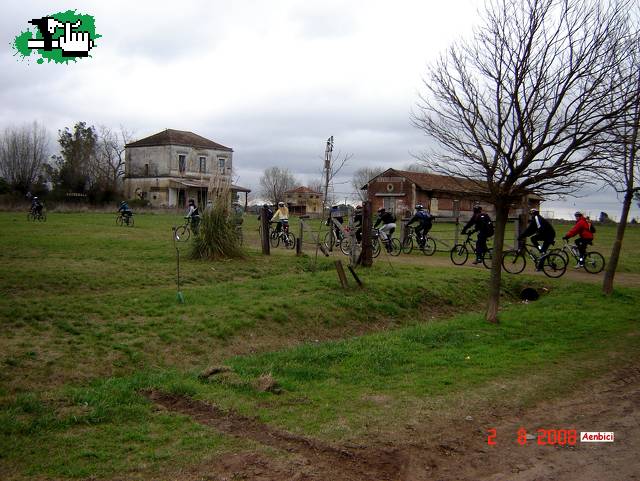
[361,201,373,267]
[261,206,270,255]
[297,217,306,255]
[334,260,349,289]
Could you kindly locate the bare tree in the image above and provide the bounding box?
[601,26,640,294]
[92,125,132,193]
[259,166,298,205]
[412,0,635,322]
[351,166,384,202]
[0,121,50,194]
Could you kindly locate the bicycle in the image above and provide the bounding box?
[270,221,296,249]
[450,232,493,268]
[372,228,401,257]
[401,225,436,255]
[501,243,567,278]
[553,239,605,274]
[324,225,348,252]
[27,208,47,222]
[116,212,134,227]
[174,216,198,242]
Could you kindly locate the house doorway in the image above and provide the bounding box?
[383,197,397,214]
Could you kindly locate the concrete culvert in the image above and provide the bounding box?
[520,287,539,301]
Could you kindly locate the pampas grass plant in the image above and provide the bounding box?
[190,175,244,260]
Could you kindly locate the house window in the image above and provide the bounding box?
[218,157,226,174]
[144,164,149,176]
[178,155,186,173]
[199,156,207,173]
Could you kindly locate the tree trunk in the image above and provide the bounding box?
[603,189,634,295]
[486,202,510,323]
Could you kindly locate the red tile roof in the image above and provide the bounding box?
[126,129,233,151]
[366,168,486,194]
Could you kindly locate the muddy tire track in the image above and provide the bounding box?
[143,390,405,481]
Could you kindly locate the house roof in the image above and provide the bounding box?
[365,168,486,194]
[285,186,323,194]
[126,129,233,152]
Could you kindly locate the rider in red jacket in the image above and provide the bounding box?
[563,211,593,268]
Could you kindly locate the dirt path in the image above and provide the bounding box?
[148,363,640,481]
[318,248,640,288]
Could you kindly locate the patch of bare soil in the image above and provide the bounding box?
[143,390,404,481]
[146,363,639,481]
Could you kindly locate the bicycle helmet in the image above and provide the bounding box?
[377,207,385,213]
[278,201,285,207]
[574,211,583,217]
[473,205,482,213]
[355,205,362,210]
[415,204,424,210]
[529,207,539,215]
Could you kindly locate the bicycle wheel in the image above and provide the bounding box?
[284,232,296,249]
[27,212,34,221]
[421,237,436,256]
[450,244,469,265]
[324,231,335,251]
[583,252,605,274]
[552,248,569,264]
[502,250,526,274]
[270,231,280,248]
[116,215,123,226]
[127,216,134,227]
[401,236,414,254]
[482,249,493,269]
[40,212,47,222]
[174,225,190,242]
[541,253,567,278]
[389,238,402,256]
[339,236,353,255]
[371,238,381,258]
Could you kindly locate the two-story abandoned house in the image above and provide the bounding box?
[284,186,324,216]
[123,129,250,208]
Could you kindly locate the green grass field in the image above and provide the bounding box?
[0,211,638,480]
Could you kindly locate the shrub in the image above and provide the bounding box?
[190,193,244,260]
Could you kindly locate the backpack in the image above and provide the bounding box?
[479,214,494,237]
[589,223,596,234]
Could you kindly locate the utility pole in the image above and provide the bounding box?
[323,136,333,216]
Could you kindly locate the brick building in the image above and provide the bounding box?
[363,168,540,220]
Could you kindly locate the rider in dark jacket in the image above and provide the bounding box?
[518,208,555,270]
[461,205,494,264]
[406,204,433,248]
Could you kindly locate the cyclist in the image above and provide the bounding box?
[326,205,344,241]
[562,211,593,268]
[461,205,494,264]
[31,196,44,216]
[353,205,363,243]
[186,199,200,234]
[271,201,289,234]
[374,207,396,252]
[118,200,133,223]
[518,208,555,270]
[406,204,434,248]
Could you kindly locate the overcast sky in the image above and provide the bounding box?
[2,0,638,220]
